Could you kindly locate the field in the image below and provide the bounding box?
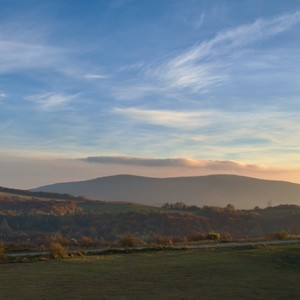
[0,244,299,300]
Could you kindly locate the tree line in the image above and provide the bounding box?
[0,201,299,252]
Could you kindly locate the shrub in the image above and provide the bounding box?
[267,231,289,240]
[119,234,140,248]
[206,232,221,241]
[0,245,6,261]
[179,236,188,245]
[79,236,95,248]
[188,232,206,242]
[221,233,233,242]
[151,235,173,246]
[49,242,66,258]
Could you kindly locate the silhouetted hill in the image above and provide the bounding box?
[32,174,300,209]
[0,186,86,201]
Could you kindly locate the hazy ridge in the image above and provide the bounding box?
[32,174,300,209]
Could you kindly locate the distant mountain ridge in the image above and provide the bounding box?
[32,174,300,209]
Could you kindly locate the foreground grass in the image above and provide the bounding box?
[0,244,299,300]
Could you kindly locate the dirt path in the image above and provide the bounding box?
[7,239,300,258]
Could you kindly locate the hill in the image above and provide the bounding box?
[0,186,159,214]
[0,187,84,216]
[32,174,300,209]
[1,184,300,246]
[0,186,85,201]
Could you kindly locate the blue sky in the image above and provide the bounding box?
[1,0,300,187]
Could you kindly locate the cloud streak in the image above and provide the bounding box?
[1,3,300,187]
[110,11,300,102]
[111,106,300,167]
[82,74,108,80]
[0,37,64,73]
[26,93,79,110]
[0,21,104,81]
[140,10,300,95]
[81,155,264,171]
[1,153,299,190]
[113,107,213,128]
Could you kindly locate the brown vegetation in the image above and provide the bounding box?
[49,242,66,258]
[0,192,299,252]
[119,234,141,247]
[0,245,6,261]
[267,230,289,240]
[0,197,81,216]
[79,236,96,248]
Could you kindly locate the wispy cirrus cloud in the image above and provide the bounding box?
[111,84,166,101]
[132,10,300,96]
[118,62,144,72]
[114,105,300,133]
[82,74,109,80]
[111,106,300,166]
[0,22,100,80]
[113,107,213,128]
[0,37,65,73]
[26,93,79,110]
[109,11,300,102]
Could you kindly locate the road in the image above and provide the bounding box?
[6,239,300,258]
[187,239,300,249]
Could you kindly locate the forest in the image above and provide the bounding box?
[0,188,299,251]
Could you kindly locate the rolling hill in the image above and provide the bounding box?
[32,174,300,209]
[0,186,157,214]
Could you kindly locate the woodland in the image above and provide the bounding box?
[0,187,299,250]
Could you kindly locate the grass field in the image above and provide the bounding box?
[0,244,299,300]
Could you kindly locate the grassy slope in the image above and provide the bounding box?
[0,191,70,203]
[79,201,163,213]
[0,190,161,213]
[0,192,40,201]
[0,244,299,300]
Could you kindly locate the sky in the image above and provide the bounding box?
[1,0,300,188]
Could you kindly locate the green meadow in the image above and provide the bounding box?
[0,244,299,300]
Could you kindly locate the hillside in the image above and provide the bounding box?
[32,174,300,209]
[0,186,158,215]
[0,188,83,216]
[0,186,85,201]
[1,185,300,246]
